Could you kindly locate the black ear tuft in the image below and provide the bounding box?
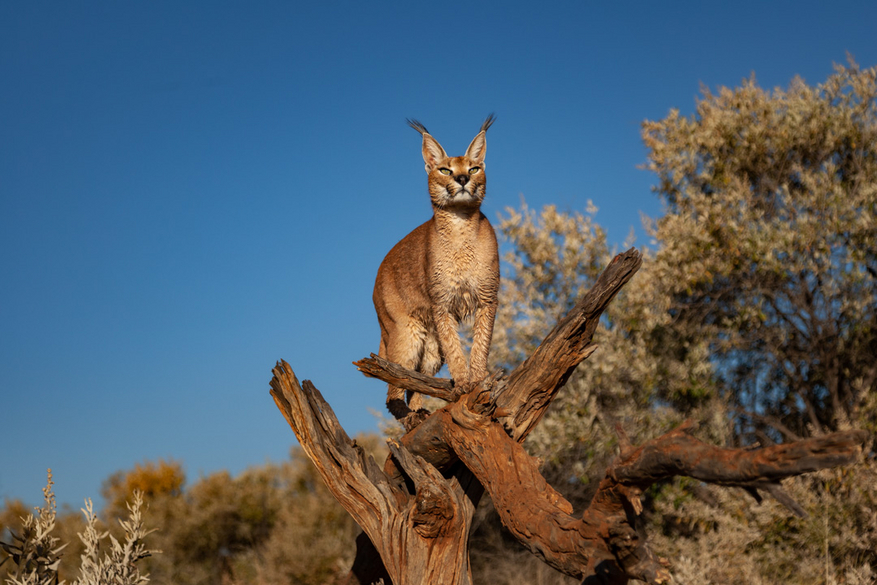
[407,119,430,136]
[480,113,496,133]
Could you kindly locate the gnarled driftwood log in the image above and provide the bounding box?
[269,248,867,584]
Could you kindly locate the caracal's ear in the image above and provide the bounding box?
[465,113,495,163]
[407,118,447,172]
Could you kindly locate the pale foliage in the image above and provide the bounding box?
[493,202,724,495]
[642,59,877,440]
[1,472,66,585]
[0,471,154,585]
[650,458,877,584]
[75,493,154,585]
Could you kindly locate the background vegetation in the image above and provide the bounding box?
[3,63,875,584]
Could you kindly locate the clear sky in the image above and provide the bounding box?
[2,1,876,509]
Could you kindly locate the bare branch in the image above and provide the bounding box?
[608,424,867,487]
[496,248,642,440]
[354,354,461,402]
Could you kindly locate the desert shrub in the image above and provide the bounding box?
[101,459,185,521]
[97,436,385,585]
[0,471,155,585]
[646,457,877,585]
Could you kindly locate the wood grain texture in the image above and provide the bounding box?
[270,361,476,585]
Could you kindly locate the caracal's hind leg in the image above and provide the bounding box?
[384,318,427,424]
[407,332,443,412]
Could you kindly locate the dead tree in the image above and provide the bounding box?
[269,248,867,585]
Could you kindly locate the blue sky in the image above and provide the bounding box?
[2,1,876,509]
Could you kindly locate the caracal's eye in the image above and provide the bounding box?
[469,166,481,175]
[439,168,452,175]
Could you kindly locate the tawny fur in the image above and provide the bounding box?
[374,116,499,429]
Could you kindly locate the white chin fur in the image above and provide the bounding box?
[433,187,482,209]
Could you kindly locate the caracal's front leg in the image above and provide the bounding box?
[433,307,469,384]
[469,303,497,382]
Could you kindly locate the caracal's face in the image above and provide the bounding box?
[428,155,486,210]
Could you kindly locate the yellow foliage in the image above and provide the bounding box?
[102,458,185,515]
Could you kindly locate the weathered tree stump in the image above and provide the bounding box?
[269,248,867,584]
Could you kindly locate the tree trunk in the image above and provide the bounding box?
[269,248,867,584]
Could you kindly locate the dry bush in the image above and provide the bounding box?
[647,457,877,584]
[0,471,155,585]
